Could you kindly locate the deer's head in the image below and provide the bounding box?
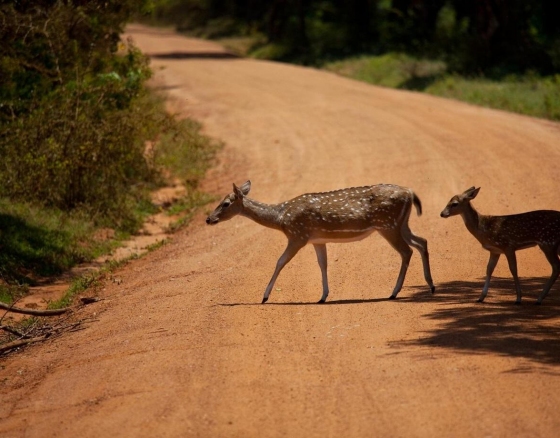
[440,186,480,218]
[206,180,251,225]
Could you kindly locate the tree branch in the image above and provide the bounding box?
[0,302,69,316]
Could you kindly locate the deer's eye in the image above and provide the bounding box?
[450,201,459,207]
[222,200,231,208]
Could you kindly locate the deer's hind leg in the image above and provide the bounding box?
[313,244,330,303]
[536,244,560,305]
[402,225,435,293]
[379,229,413,299]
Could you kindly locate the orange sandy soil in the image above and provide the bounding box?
[1,24,560,438]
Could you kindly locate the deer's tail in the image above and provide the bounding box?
[412,192,423,216]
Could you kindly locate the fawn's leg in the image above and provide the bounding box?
[479,252,500,302]
[504,251,522,304]
[313,244,329,303]
[536,244,560,304]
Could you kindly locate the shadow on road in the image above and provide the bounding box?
[149,51,239,60]
[219,276,560,365]
[398,277,560,366]
[218,297,392,307]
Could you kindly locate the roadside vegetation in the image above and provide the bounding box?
[0,1,220,305]
[325,55,560,121]
[147,1,560,121]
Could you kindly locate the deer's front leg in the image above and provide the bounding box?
[313,244,329,303]
[505,251,522,304]
[262,240,304,304]
[479,252,500,302]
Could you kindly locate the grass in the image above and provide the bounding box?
[51,258,129,309]
[0,92,221,306]
[165,190,217,233]
[324,53,560,121]
[0,199,123,287]
[325,53,447,89]
[425,74,560,120]
[50,236,171,310]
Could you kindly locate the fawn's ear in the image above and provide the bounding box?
[233,180,251,199]
[463,186,480,200]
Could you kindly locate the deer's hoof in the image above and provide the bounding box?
[535,301,542,306]
[317,299,326,304]
[476,298,484,303]
[514,301,522,305]
[261,297,268,304]
[430,286,436,294]
[389,295,397,300]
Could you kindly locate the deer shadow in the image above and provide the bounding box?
[219,296,392,307]
[396,277,560,367]
[219,276,560,366]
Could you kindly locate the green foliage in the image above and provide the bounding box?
[0,92,221,291]
[148,1,560,74]
[0,282,29,306]
[154,116,222,188]
[1,49,157,230]
[166,191,217,233]
[325,53,446,89]
[0,198,120,287]
[425,74,560,121]
[325,54,560,121]
[0,1,221,293]
[0,1,158,230]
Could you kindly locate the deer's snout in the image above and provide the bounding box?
[206,216,218,225]
[440,210,449,218]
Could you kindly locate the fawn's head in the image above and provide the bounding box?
[206,180,251,225]
[440,186,480,218]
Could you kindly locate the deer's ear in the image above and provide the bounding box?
[233,181,250,199]
[464,187,480,200]
[239,180,251,196]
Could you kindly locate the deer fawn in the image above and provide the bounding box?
[441,187,560,304]
[206,181,435,303]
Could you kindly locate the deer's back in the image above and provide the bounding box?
[482,210,560,248]
[280,184,413,238]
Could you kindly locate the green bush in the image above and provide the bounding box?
[0,45,157,231]
[325,53,560,121]
[0,1,161,231]
[0,1,221,294]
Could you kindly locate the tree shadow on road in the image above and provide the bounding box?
[396,276,560,367]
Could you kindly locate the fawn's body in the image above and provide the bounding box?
[207,181,435,303]
[441,187,560,304]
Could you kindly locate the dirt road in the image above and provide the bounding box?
[2,24,560,437]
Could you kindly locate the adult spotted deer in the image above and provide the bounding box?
[440,187,560,304]
[206,181,435,303]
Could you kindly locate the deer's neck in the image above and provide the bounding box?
[241,198,284,231]
[460,202,484,238]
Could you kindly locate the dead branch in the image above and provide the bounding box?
[0,302,70,316]
[0,325,28,338]
[0,335,49,354]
